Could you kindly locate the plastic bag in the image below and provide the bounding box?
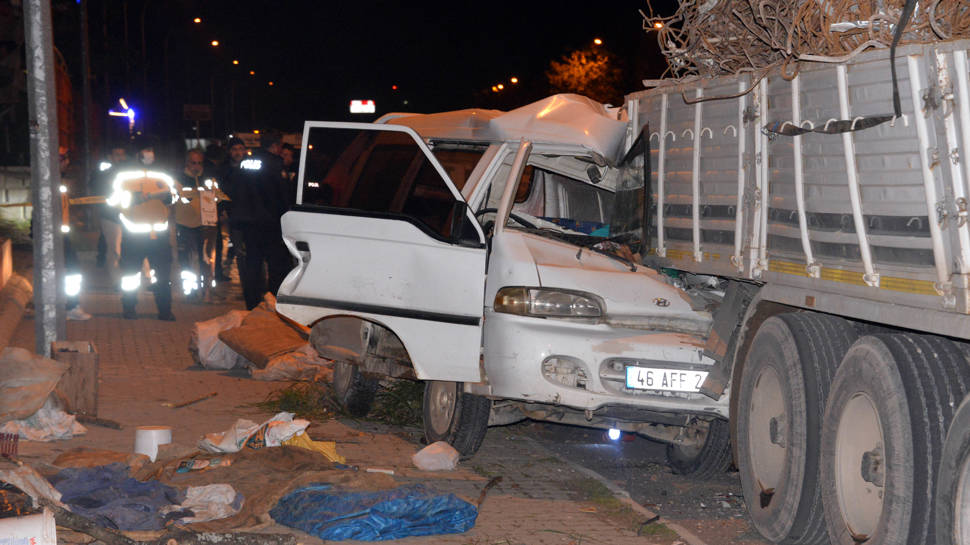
[412,441,459,472]
[189,310,250,370]
[161,484,242,524]
[0,347,69,423]
[198,412,309,453]
[270,484,477,541]
[251,344,333,382]
[0,396,86,442]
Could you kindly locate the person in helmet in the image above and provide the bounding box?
[108,136,179,320]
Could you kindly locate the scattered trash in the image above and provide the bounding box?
[161,484,242,524]
[270,483,478,540]
[177,457,232,473]
[50,463,183,531]
[0,464,64,508]
[476,476,502,508]
[198,412,309,453]
[0,432,17,458]
[0,347,69,423]
[251,344,333,382]
[365,468,395,476]
[0,396,86,442]
[412,441,459,472]
[189,309,249,370]
[218,301,306,370]
[0,507,56,544]
[52,448,148,470]
[133,425,172,462]
[162,391,218,409]
[281,432,345,463]
[74,415,122,430]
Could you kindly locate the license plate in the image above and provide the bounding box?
[625,366,708,392]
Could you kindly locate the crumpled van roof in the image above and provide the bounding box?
[381,94,628,161]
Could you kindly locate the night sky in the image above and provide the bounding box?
[49,0,675,140]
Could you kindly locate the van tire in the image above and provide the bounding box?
[935,393,970,545]
[423,380,490,458]
[666,418,732,479]
[332,361,379,417]
[737,313,856,545]
[821,334,970,545]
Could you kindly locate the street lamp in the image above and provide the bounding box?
[510,77,518,84]
[210,40,219,47]
[193,17,201,23]
[653,21,664,29]
[268,81,275,87]
[232,59,239,65]
[593,38,603,45]
[249,70,255,76]
[497,83,504,90]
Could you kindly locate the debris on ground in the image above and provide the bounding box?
[0,395,86,442]
[0,347,69,422]
[270,483,478,541]
[412,441,460,472]
[160,483,242,524]
[189,309,248,370]
[198,412,309,453]
[218,299,306,370]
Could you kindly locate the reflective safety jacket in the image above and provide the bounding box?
[105,169,180,234]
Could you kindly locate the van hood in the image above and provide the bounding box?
[520,233,712,335]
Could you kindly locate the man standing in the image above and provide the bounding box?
[95,144,128,279]
[218,137,247,281]
[232,129,291,309]
[108,136,178,320]
[175,148,218,299]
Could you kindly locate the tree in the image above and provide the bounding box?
[546,46,624,105]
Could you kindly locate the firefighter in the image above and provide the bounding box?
[107,138,179,320]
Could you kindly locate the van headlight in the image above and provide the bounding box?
[494,287,603,318]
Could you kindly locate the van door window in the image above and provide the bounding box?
[510,167,615,235]
[300,127,477,241]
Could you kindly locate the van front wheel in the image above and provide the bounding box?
[423,380,490,458]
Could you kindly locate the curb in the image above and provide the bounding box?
[0,273,32,347]
[523,435,710,545]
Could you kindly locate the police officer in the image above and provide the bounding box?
[108,136,179,320]
[233,129,291,309]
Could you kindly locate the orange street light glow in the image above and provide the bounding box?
[210,40,219,46]
[193,17,201,23]
[268,81,275,86]
[249,70,255,75]
[497,83,504,90]
[392,85,398,90]
[491,85,498,92]
[510,77,519,84]
[593,38,603,45]
[653,21,664,29]
[254,130,260,134]
[232,59,239,65]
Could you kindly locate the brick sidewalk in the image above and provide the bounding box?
[10,255,677,545]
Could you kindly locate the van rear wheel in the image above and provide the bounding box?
[332,361,379,417]
[423,380,490,458]
[665,418,732,479]
[936,394,970,545]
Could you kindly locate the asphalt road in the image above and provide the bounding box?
[515,420,774,545]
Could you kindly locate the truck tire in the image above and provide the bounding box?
[423,380,490,458]
[332,361,379,417]
[666,418,732,479]
[936,393,970,545]
[737,313,856,544]
[821,334,970,545]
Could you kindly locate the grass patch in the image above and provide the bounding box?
[247,381,338,422]
[369,379,424,427]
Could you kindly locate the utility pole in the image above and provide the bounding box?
[23,0,65,356]
[79,0,93,192]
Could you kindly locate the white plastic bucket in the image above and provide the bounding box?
[0,508,57,545]
[134,425,173,462]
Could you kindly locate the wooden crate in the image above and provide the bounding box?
[53,341,98,416]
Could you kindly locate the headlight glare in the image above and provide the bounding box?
[494,287,602,318]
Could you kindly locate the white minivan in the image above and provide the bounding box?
[277,94,730,473]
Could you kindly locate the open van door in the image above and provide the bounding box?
[277,122,487,382]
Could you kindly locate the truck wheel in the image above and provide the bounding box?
[737,313,856,544]
[665,418,732,479]
[332,361,379,417]
[423,380,490,458]
[936,393,970,545]
[821,334,970,545]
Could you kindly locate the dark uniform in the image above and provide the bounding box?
[109,169,179,320]
[233,149,291,309]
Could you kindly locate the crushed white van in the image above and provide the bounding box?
[277,94,729,471]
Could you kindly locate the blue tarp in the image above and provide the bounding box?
[270,483,477,541]
[49,463,184,531]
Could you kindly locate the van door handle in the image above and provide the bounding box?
[295,240,310,262]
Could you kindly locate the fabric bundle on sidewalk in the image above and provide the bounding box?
[270,483,478,541]
[50,463,184,531]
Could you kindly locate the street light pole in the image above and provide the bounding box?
[23,0,65,356]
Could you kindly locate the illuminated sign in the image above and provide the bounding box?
[350,100,376,114]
